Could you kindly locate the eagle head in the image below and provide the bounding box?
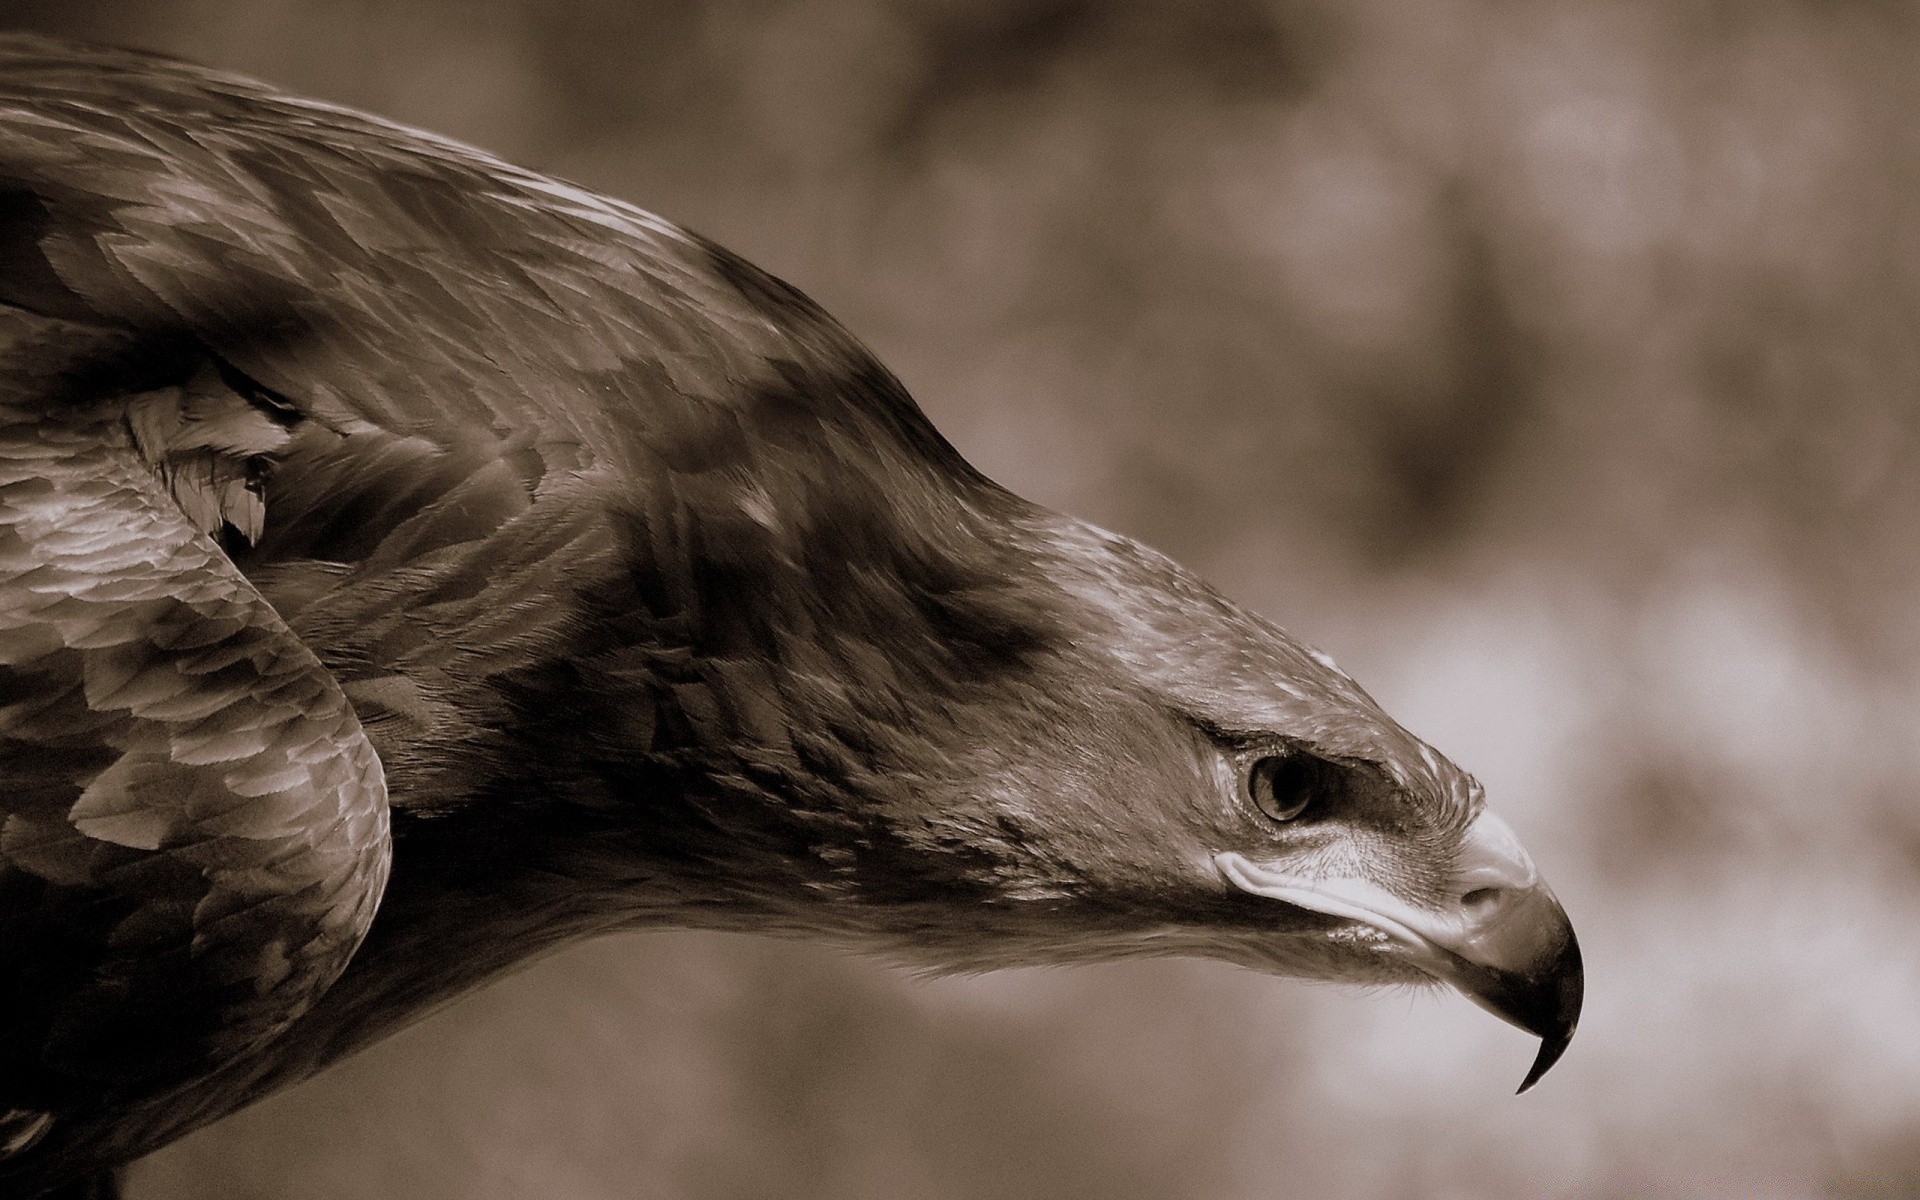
[963,516,1578,1091]
[640,483,1582,1093]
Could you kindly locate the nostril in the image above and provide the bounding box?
[1461,886,1505,916]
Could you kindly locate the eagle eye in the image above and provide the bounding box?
[1247,754,1314,823]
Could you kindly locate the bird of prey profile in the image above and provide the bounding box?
[0,34,1581,1200]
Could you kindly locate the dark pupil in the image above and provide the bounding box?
[1252,754,1314,821]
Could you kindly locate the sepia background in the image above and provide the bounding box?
[6,1,1919,1196]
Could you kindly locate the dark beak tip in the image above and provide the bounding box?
[1513,925,1583,1095]
[1516,1028,1574,1094]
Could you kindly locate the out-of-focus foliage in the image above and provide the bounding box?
[6,1,1917,1196]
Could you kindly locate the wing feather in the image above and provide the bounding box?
[0,324,390,1145]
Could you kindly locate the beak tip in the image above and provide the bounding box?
[1515,1027,1574,1094]
[1512,923,1583,1094]
[1428,883,1582,1095]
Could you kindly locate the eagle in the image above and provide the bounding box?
[0,34,1580,1200]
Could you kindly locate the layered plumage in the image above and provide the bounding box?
[0,36,1580,1199]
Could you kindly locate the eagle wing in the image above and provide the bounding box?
[0,30,963,1184]
[0,301,389,1145]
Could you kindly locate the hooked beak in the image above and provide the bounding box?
[1216,809,1582,1093]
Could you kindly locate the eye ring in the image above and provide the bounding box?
[1247,754,1313,823]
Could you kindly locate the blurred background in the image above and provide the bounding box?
[7,1,1919,1196]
